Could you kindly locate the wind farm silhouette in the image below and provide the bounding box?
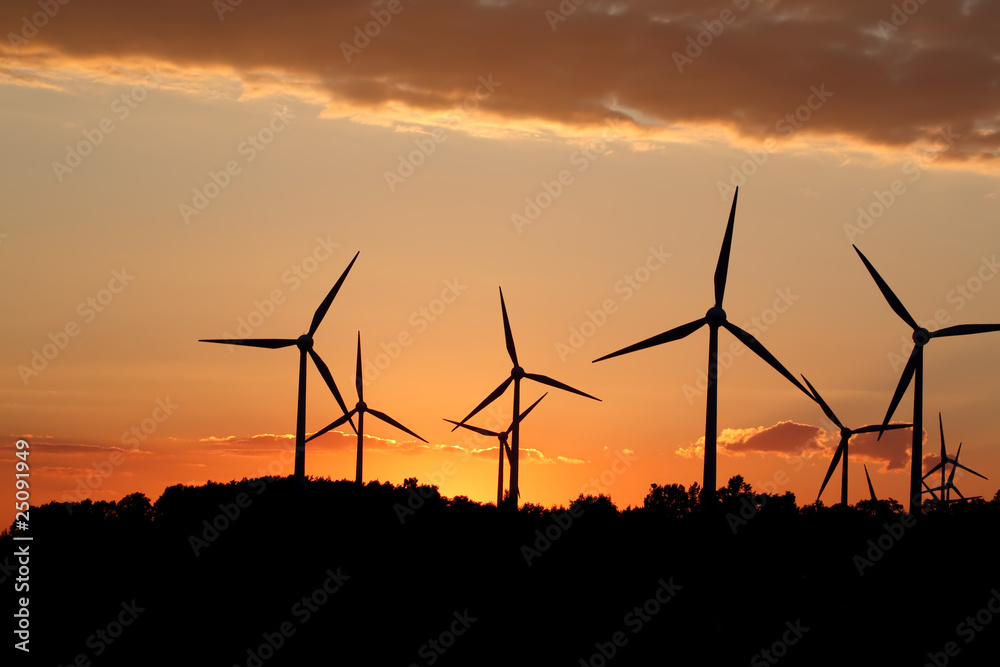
[853,245,1000,512]
[450,288,600,508]
[199,251,360,485]
[445,393,547,507]
[593,188,816,503]
[306,333,427,484]
[802,375,911,506]
[922,413,989,504]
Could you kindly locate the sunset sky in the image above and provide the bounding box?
[3,0,1000,524]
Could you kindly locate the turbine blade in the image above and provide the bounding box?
[593,319,706,363]
[714,187,738,308]
[503,441,514,465]
[306,409,357,442]
[308,349,357,434]
[308,251,359,336]
[507,392,548,434]
[199,338,296,349]
[939,412,946,460]
[922,462,945,479]
[877,348,917,438]
[930,323,1000,338]
[852,245,918,330]
[818,439,846,499]
[723,322,810,399]
[355,332,364,402]
[368,408,427,443]
[951,485,965,500]
[864,464,878,501]
[952,461,988,481]
[801,375,843,429]
[524,373,600,401]
[854,423,911,434]
[499,287,518,367]
[443,419,500,438]
[922,480,940,500]
[452,377,513,430]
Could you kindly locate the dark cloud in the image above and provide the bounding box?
[2,0,997,161]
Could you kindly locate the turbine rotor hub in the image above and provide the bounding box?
[512,366,525,379]
[913,328,931,346]
[706,307,727,327]
[357,400,367,412]
[296,334,313,351]
[841,427,851,439]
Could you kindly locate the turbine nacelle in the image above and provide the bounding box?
[706,306,727,327]
[912,328,931,346]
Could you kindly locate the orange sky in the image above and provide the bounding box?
[3,0,1000,525]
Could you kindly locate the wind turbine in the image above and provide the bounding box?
[445,393,547,507]
[593,188,814,503]
[200,251,360,485]
[307,333,426,484]
[853,245,1000,513]
[802,375,910,506]
[864,465,878,502]
[921,414,988,504]
[451,288,600,509]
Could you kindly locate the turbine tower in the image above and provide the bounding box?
[200,251,360,484]
[593,189,814,503]
[451,288,600,509]
[853,245,1000,513]
[802,375,910,506]
[446,393,547,507]
[308,333,427,484]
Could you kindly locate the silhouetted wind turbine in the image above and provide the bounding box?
[445,393,547,507]
[200,252,359,485]
[853,245,1000,513]
[922,414,988,504]
[802,375,910,506]
[308,333,426,484]
[864,465,878,502]
[593,188,814,503]
[452,288,600,509]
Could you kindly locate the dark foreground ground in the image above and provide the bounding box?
[5,477,1000,666]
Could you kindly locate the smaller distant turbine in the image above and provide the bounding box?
[308,333,426,484]
[445,394,547,507]
[864,465,878,503]
[802,375,910,506]
[922,414,988,504]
